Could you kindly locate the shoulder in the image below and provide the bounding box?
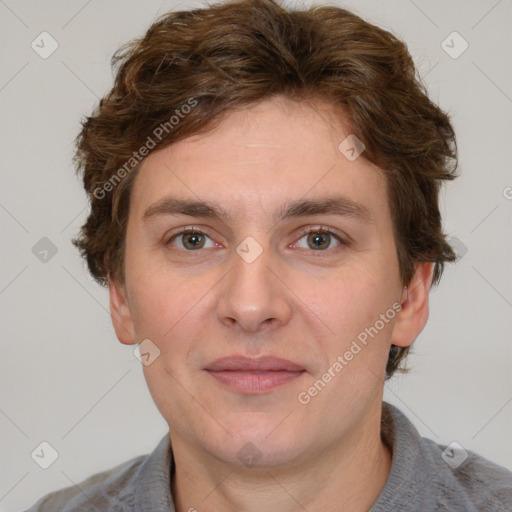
[24,450,152,512]
[422,437,512,511]
[378,402,512,511]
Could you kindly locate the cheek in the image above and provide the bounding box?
[301,265,398,363]
[126,263,216,349]
[309,266,389,326]
[130,284,188,340]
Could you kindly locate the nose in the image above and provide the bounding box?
[216,240,293,333]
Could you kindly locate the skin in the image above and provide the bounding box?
[109,95,433,512]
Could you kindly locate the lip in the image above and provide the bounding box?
[204,356,306,394]
[205,355,305,372]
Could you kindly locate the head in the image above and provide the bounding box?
[72,0,457,468]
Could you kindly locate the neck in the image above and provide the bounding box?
[170,402,392,512]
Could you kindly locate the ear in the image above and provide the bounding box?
[108,275,137,345]
[391,262,434,348]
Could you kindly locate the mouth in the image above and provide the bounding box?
[204,355,306,394]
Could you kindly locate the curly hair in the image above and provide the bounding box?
[72,0,459,378]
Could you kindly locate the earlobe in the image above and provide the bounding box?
[108,275,137,345]
[391,262,434,348]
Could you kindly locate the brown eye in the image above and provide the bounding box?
[295,228,344,251]
[307,232,332,250]
[181,232,206,250]
[167,229,215,251]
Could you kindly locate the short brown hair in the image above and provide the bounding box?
[72,0,458,378]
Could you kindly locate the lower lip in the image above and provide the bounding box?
[206,370,305,393]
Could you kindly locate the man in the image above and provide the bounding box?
[27,0,512,510]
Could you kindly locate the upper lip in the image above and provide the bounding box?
[205,356,305,372]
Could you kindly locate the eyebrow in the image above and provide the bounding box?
[142,195,373,224]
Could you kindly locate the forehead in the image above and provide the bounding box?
[129,96,389,223]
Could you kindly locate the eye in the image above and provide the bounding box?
[166,228,217,251]
[165,226,349,253]
[294,227,346,251]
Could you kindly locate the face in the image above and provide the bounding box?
[110,95,431,469]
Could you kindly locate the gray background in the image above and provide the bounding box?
[0,0,511,510]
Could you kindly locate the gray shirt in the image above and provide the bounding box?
[25,402,512,511]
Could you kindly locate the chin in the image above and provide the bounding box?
[201,416,308,469]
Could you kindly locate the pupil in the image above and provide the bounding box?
[185,233,203,249]
[309,232,329,250]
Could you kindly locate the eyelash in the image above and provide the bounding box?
[165,225,350,253]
